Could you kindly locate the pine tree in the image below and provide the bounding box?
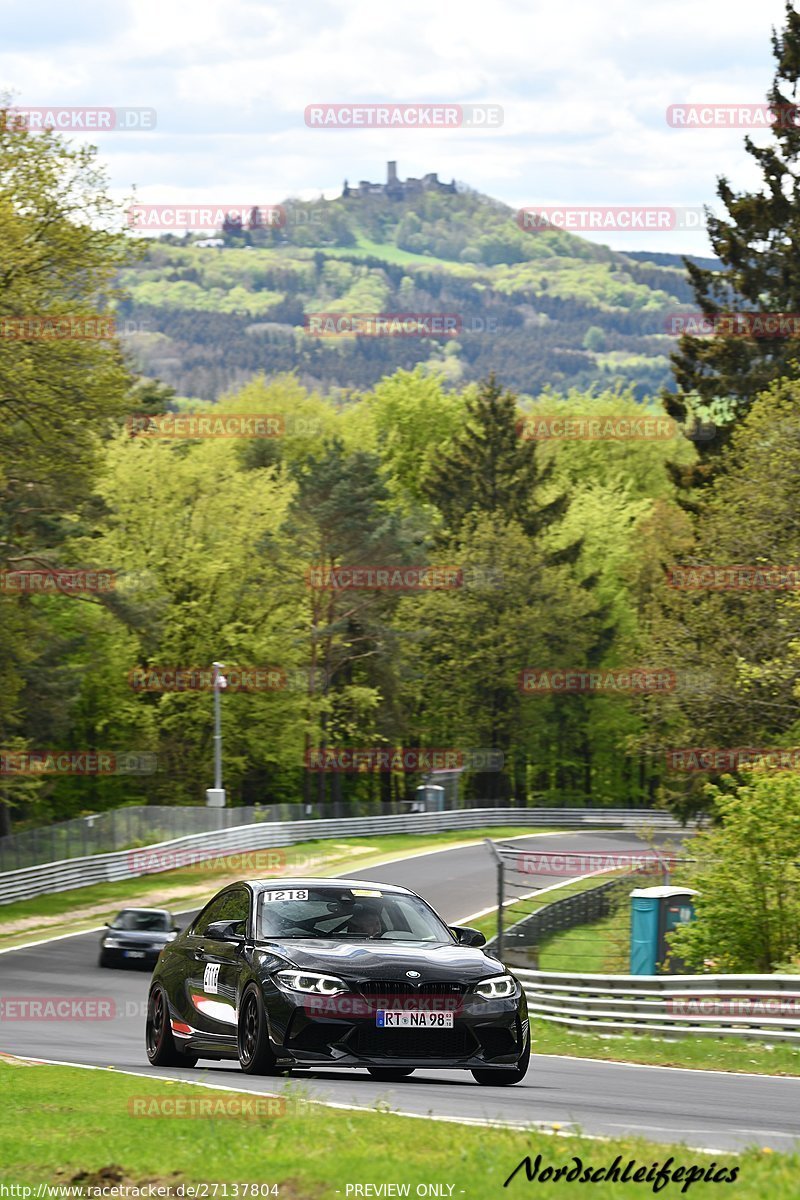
[421,374,567,536]
[666,3,800,443]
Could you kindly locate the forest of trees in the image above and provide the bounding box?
[5,5,800,838]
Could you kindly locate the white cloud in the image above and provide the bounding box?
[0,0,791,254]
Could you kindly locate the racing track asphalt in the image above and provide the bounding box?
[3,830,800,1152]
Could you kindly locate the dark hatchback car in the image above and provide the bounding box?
[146,878,529,1085]
[99,908,179,969]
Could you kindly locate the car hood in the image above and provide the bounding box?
[254,938,503,981]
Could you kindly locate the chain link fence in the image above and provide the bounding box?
[484,839,692,971]
[0,793,545,873]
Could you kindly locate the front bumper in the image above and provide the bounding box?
[266,986,528,1070]
[100,945,163,967]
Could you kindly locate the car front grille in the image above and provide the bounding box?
[357,979,465,1008]
[350,1026,474,1059]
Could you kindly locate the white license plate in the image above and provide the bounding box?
[376,1010,454,1028]
[124,950,146,958]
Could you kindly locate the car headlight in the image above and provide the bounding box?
[102,937,122,948]
[166,932,178,942]
[475,974,517,999]
[275,970,348,996]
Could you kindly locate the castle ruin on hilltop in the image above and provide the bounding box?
[342,161,456,200]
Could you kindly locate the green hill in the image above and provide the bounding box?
[117,172,716,400]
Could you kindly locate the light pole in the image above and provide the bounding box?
[206,661,227,807]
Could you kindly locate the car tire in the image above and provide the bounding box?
[238,983,283,1075]
[366,1068,415,1082]
[471,1039,530,1087]
[146,984,198,1068]
[98,951,109,969]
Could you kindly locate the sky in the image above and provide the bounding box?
[0,0,793,255]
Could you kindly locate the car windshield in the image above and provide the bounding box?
[257,886,453,943]
[111,910,171,932]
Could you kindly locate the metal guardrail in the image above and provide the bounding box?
[0,807,684,905]
[0,800,679,872]
[0,803,311,873]
[515,970,800,1042]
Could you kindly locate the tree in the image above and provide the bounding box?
[668,771,800,971]
[351,368,467,510]
[582,326,606,353]
[284,437,422,805]
[402,515,595,802]
[643,377,800,816]
[666,4,800,443]
[421,374,566,538]
[0,102,133,832]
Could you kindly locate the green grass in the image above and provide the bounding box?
[3,1061,791,1197]
[532,1021,800,1077]
[0,826,556,951]
[536,907,630,973]
[322,235,456,268]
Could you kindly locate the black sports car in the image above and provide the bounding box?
[145,878,529,1085]
[99,907,179,968]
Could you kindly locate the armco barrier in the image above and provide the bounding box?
[0,807,683,904]
[516,970,800,1042]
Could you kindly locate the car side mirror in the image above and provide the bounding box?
[450,925,486,947]
[203,919,245,943]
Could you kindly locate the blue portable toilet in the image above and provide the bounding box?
[413,784,445,812]
[630,886,698,975]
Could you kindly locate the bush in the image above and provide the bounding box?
[668,771,800,972]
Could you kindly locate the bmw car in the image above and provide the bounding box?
[99,907,179,968]
[145,878,529,1085]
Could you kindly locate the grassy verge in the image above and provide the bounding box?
[533,1020,800,1077]
[1,1060,789,1198]
[0,826,557,951]
[536,907,630,972]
